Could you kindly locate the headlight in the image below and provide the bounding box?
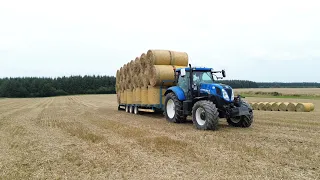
[222,89,230,101]
[231,90,234,101]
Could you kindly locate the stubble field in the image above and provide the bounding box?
[0,94,319,179]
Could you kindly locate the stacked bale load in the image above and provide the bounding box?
[116,49,189,105]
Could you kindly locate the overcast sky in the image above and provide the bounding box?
[0,0,319,82]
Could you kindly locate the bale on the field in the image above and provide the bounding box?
[258,102,268,111]
[296,103,314,112]
[252,102,259,110]
[141,87,148,104]
[146,50,189,66]
[279,102,290,111]
[148,86,167,104]
[134,88,141,104]
[271,102,281,111]
[287,102,298,111]
[265,102,275,111]
[126,90,133,104]
[149,65,187,87]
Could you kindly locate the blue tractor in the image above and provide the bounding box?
[164,64,253,130]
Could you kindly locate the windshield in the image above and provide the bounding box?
[193,71,214,84]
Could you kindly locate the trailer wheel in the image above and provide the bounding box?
[129,105,134,113]
[164,92,185,123]
[192,100,219,130]
[125,105,130,113]
[134,106,139,115]
[227,101,253,128]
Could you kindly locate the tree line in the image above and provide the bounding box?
[0,77,319,98]
[0,76,116,98]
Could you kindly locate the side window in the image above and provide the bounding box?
[177,72,189,94]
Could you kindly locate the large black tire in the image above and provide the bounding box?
[192,100,219,130]
[227,100,253,128]
[164,93,186,123]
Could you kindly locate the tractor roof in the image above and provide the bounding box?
[175,67,212,72]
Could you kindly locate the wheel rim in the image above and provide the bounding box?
[196,107,206,126]
[134,106,138,114]
[166,99,175,119]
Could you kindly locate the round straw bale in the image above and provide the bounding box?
[147,50,189,66]
[287,102,298,112]
[139,53,147,72]
[271,102,282,111]
[279,102,290,111]
[170,50,189,66]
[149,65,186,87]
[142,71,150,87]
[133,57,141,75]
[132,75,140,88]
[258,102,268,111]
[147,50,171,65]
[252,102,259,110]
[296,103,314,112]
[265,102,275,111]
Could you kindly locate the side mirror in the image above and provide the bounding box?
[181,68,186,77]
[222,70,226,77]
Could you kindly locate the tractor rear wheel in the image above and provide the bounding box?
[192,100,219,130]
[164,93,186,123]
[227,101,253,127]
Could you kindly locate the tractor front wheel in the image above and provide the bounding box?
[192,100,219,130]
[164,93,186,123]
[227,101,253,128]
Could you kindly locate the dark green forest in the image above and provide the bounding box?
[0,76,116,98]
[0,76,319,98]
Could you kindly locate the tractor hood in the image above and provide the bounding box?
[199,83,234,102]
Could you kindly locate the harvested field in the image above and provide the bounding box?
[0,95,319,179]
[235,88,320,96]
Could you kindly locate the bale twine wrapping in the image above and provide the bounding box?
[296,103,314,112]
[287,103,298,112]
[271,102,282,111]
[126,90,133,104]
[149,65,187,87]
[141,87,149,104]
[134,88,141,104]
[258,102,268,111]
[266,102,275,111]
[252,102,259,110]
[147,50,189,66]
[148,86,167,105]
[279,102,290,111]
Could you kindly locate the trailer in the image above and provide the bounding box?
[118,80,173,114]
